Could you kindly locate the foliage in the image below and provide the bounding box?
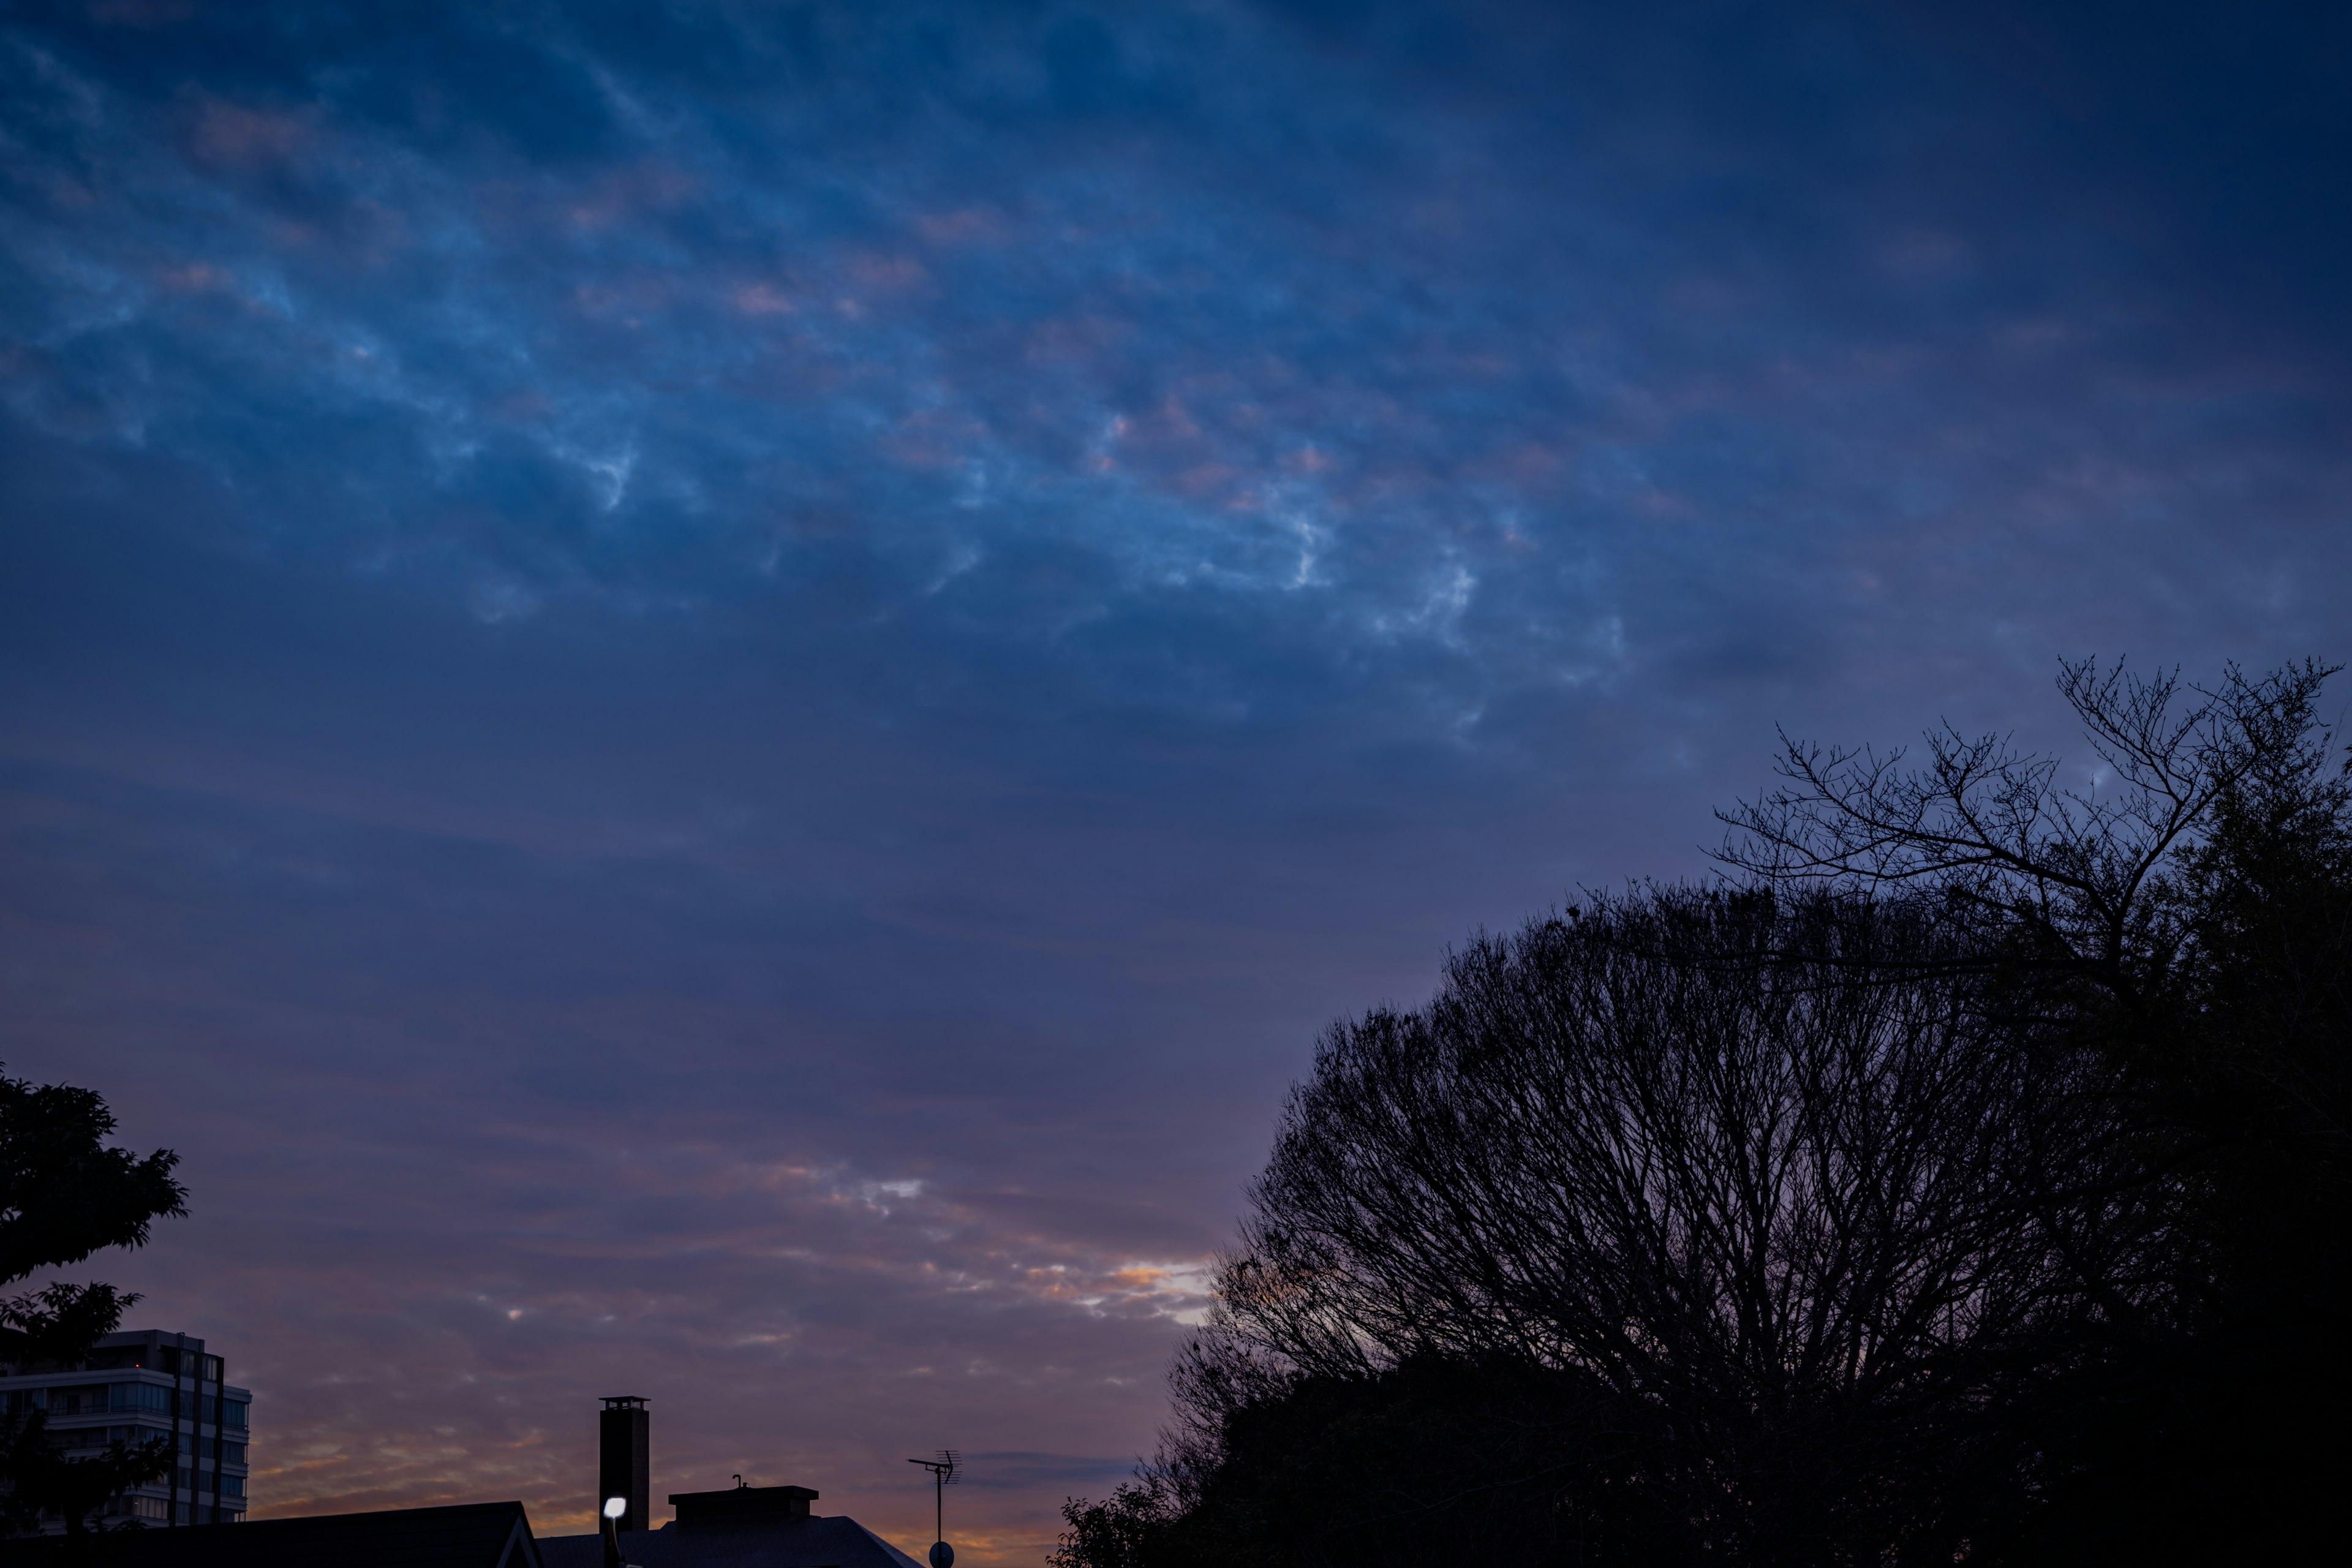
[0,1068,186,1537]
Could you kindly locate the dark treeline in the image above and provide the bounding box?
[1057,660,2351,1567]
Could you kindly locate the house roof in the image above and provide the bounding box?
[16,1501,544,1568]
[540,1513,927,1568]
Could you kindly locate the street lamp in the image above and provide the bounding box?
[603,1496,632,1568]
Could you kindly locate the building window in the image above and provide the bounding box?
[107,1382,174,1416]
[51,1384,113,1415]
[53,1423,151,1447]
[222,1399,249,1430]
[157,1349,224,1384]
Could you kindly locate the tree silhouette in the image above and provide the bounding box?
[1060,658,2352,1567]
[1719,658,2352,1560]
[1,1068,186,1537]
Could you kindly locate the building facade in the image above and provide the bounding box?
[0,1329,251,1529]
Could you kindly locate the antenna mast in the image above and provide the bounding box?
[907,1450,960,1568]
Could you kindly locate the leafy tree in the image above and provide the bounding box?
[0,1068,187,1537]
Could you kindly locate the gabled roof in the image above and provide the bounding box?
[15,1501,544,1568]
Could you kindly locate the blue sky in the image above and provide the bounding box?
[4,1,2348,1558]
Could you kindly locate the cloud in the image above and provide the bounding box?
[2,1,2349,1559]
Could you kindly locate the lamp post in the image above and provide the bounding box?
[603,1496,632,1568]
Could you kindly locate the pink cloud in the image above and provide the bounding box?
[846,252,930,292]
[733,283,799,317]
[186,99,311,169]
[913,208,1012,247]
[565,163,703,232]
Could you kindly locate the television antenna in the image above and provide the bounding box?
[906,1450,960,1568]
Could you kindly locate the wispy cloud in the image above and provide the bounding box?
[3,1,2348,1559]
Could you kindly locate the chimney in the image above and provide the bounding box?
[598,1397,650,1532]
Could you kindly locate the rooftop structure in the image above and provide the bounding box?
[0,1329,252,1530]
[540,1398,925,1568]
[538,1483,924,1568]
[0,1382,925,1568]
[12,1501,541,1568]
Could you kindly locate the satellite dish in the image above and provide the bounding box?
[930,1543,955,1568]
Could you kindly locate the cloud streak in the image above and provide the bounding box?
[2,1,2348,1558]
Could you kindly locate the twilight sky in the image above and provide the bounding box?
[3,1,2348,1559]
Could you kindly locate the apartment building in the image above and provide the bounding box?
[0,1328,251,1529]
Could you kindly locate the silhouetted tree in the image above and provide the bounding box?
[1062,1353,1662,1568]
[1718,659,2352,1560]
[1233,891,2166,1563]
[1061,659,2351,1568]
[0,1068,186,1537]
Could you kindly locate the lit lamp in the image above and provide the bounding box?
[603,1496,632,1568]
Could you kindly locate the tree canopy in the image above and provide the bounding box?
[0,1067,187,1537]
[1058,659,2352,1568]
